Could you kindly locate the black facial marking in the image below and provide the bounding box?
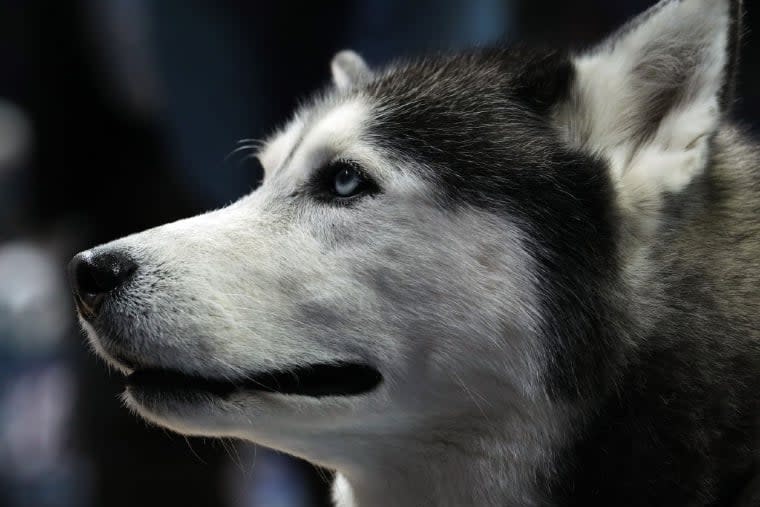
[350,41,758,505]
[363,47,624,399]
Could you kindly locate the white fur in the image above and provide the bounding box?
[284,99,370,181]
[81,88,559,505]
[258,113,304,174]
[564,0,732,226]
[75,3,741,503]
[331,50,372,90]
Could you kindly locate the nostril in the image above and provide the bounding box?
[79,253,135,293]
[68,250,138,318]
[74,257,103,295]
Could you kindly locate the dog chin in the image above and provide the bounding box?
[120,386,238,437]
[80,320,134,375]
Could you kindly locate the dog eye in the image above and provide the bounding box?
[315,161,378,203]
[334,165,363,197]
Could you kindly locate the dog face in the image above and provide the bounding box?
[70,54,566,464]
[71,81,553,459]
[70,0,740,469]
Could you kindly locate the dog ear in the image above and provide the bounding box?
[511,49,575,115]
[559,0,743,221]
[331,50,372,90]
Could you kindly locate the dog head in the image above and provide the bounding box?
[70,0,742,469]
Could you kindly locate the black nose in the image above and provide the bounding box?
[68,250,137,319]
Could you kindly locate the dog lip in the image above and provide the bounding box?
[125,362,383,398]
[73,291,98,321]
[114,353,140,371]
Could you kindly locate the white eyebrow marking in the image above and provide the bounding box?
[285,98,369,180]
[258,114,305,174]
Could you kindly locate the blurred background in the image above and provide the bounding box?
[0,1,758,506]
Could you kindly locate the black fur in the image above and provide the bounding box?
[366,46,625,399]
[724,0,745,110]
[354,22,758,503]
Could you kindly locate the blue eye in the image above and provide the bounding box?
[334,166,363,197]
[310,160,379,204]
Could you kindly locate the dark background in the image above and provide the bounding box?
[0,1,758,506]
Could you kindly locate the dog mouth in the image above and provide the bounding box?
[125,363,383,398]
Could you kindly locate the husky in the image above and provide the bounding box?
[68,0,759,505]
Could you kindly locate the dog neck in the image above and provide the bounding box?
[328,421,560,507]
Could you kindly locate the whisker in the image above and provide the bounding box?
[236,138,266,147]
[223,144,259,163]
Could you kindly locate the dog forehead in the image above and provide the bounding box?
[258,97,372,180]
[258,51,509,167]
[360,50,558,165]
[258,48,563,188]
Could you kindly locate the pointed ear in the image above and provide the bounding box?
[331,50,372,90]
[560,0,743,219]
